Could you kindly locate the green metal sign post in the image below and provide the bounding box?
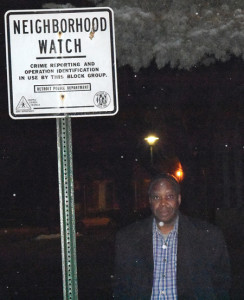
[5,8,117,299]
[56,117,78,300]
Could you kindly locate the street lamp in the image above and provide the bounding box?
[144,135,159,165]
[174,162,184,182]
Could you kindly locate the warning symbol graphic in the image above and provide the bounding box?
[16,97,32,112]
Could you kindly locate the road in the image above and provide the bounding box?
[0,227,115,299]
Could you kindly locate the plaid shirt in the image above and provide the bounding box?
[151,217,179,299]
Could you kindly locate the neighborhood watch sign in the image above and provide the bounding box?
[5,8,118,119]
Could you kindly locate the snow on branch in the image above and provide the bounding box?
[44,1,244,70]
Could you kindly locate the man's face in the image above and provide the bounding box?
[149,179,181,224]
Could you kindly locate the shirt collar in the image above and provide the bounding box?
[153,214,179,236]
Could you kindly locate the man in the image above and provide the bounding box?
[113,173,230,299]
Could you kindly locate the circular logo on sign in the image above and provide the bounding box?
[94,91,111,109]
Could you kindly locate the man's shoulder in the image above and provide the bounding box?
[179,213,224,240]
[181,213,219,229]
[116,216,153,242]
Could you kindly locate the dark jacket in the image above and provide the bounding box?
[113,213,230,299]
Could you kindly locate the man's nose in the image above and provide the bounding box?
[159,197,168,206]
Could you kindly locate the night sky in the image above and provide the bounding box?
[0,0,243,217]
[0,3,243,300]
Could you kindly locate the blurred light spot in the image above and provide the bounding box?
[144,135,159,145]
[175,162,184,182]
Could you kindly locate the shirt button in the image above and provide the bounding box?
[162,244,167,249]
[161,290,166,295]
[162,274,166,278]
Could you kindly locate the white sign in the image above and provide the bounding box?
[5,8,118,119]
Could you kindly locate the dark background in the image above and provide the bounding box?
[0,0,243,299]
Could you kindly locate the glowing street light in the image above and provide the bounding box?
[144,135,159,165]
[174,162,184,181]
[144,135,159,145]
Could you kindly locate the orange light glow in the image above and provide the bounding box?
[175,163,184,181]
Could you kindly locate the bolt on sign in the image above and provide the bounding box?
[5,7,118,119]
